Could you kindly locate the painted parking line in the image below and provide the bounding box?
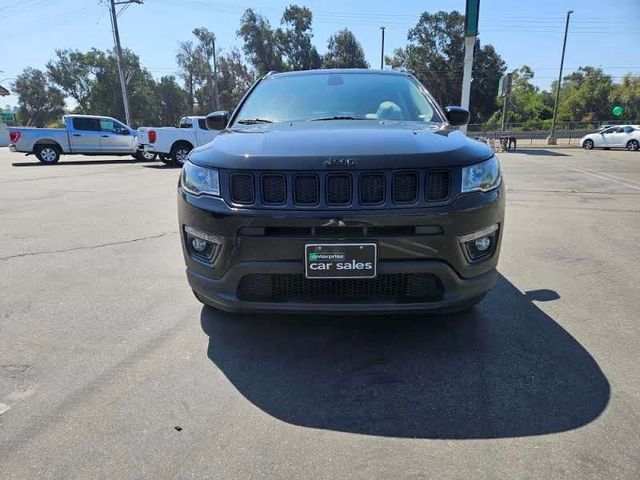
[557,164,640,191]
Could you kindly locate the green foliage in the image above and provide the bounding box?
[322,29,369,69]
[609,73,640,121]
[276,5,322,70]
[216,48,256,112]
[556,67,614,122]
[238,9,285,75]
[156,76,189,126]
[13,68,65,127]
[386,10,505,123]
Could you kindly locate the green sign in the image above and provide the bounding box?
[465,0,480,37]
[612,106,624,117]
[0,112,15,122]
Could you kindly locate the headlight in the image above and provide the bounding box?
[181,161,220,196]
[461,156,501,193]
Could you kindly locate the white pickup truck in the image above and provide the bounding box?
[137,116,219,166]
[8,114,156,164]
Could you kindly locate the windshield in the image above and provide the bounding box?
[234,72,445,125]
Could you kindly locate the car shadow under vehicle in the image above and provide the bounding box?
[12,158,153,167]
[199,274,609,439]
[508,149,570,157]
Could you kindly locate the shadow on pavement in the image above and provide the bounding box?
[200,274,609,439]
[509,149,570,157]
[12,158,152,167]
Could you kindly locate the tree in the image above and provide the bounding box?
[176,40,201,114]
[556,67,614,121]
[610,73,640,121]
[276,5,321,70]
[80,48,159,127]
[193,27,220,111]
[238,8,284,74]
[386,11,505,123]
[46,49,94,113]
[13,68,65,127]
[156,76,189,126]
[322,29,369,69]
[217,48,256,111]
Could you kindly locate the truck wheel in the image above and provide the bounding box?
[134,151,157,161]
[171,143,192,166]
[35,145,61,164]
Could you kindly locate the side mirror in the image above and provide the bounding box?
[206,110,229,130]
[445,106,470,126]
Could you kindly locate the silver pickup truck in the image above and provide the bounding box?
[8,114,156,164]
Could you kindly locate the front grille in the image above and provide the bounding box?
[393,172,419,203]
[294,174,320,205]
[237,273,443,302]
[326,174,351,205]
[360,173,385,204]
[262,174,286,205]
[226,169,451,209]
[426,171,450,201]
[230,173,255,204]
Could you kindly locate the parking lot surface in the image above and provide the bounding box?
[1,147,639,479]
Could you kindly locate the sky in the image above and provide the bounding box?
[1,0,639,110]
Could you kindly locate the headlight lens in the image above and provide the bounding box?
[181,161,220,196]
[461,157,501,193]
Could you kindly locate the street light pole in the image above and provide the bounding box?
[108,0,142,127]
[548,9,573,144]
[380,26,385,69]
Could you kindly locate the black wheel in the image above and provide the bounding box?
[134,151,157,161]
[35,144,61,164]
[626,139,639,151]
[159,154,172,164]
[170,142,192,166]
[583,139,594,150]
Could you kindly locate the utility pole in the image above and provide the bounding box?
[108,0,142,127]
[380,26,385,70]
[500,72,512,132]
[460,0,480,134]
[548,9,573,145]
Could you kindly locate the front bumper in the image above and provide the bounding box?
[178,184,505,313]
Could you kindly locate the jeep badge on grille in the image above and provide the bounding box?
[324,157,357,168]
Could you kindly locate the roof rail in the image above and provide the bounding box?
[265,70,278,77]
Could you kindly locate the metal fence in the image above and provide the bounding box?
[466,121,640,147]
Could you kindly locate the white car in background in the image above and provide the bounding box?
[137,116,219,166]
[581,125,640,151]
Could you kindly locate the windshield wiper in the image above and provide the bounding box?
[311,115,369,121]
[237,118,273,124]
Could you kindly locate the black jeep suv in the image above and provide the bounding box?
[178,69,504,314]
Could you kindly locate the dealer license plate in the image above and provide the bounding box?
[304,243,377,279]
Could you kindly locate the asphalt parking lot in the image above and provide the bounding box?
[1,147,639,479]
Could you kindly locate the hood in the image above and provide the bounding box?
[189,121,494,170]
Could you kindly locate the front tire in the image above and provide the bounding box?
[134,151,157,161]
[170,143,192,166]
[626,139,639,151]
[35,145,61,164]
[583,139,594,150]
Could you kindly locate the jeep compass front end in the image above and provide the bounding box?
[178,69,504,313]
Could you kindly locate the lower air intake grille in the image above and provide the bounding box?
[230,173,255,204]
[426,171,450,201]
[237,273,443,302]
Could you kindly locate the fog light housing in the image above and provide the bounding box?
[460,224,499,262]
[184,226,222,263]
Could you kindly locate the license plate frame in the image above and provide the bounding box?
[304,243,377,279]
